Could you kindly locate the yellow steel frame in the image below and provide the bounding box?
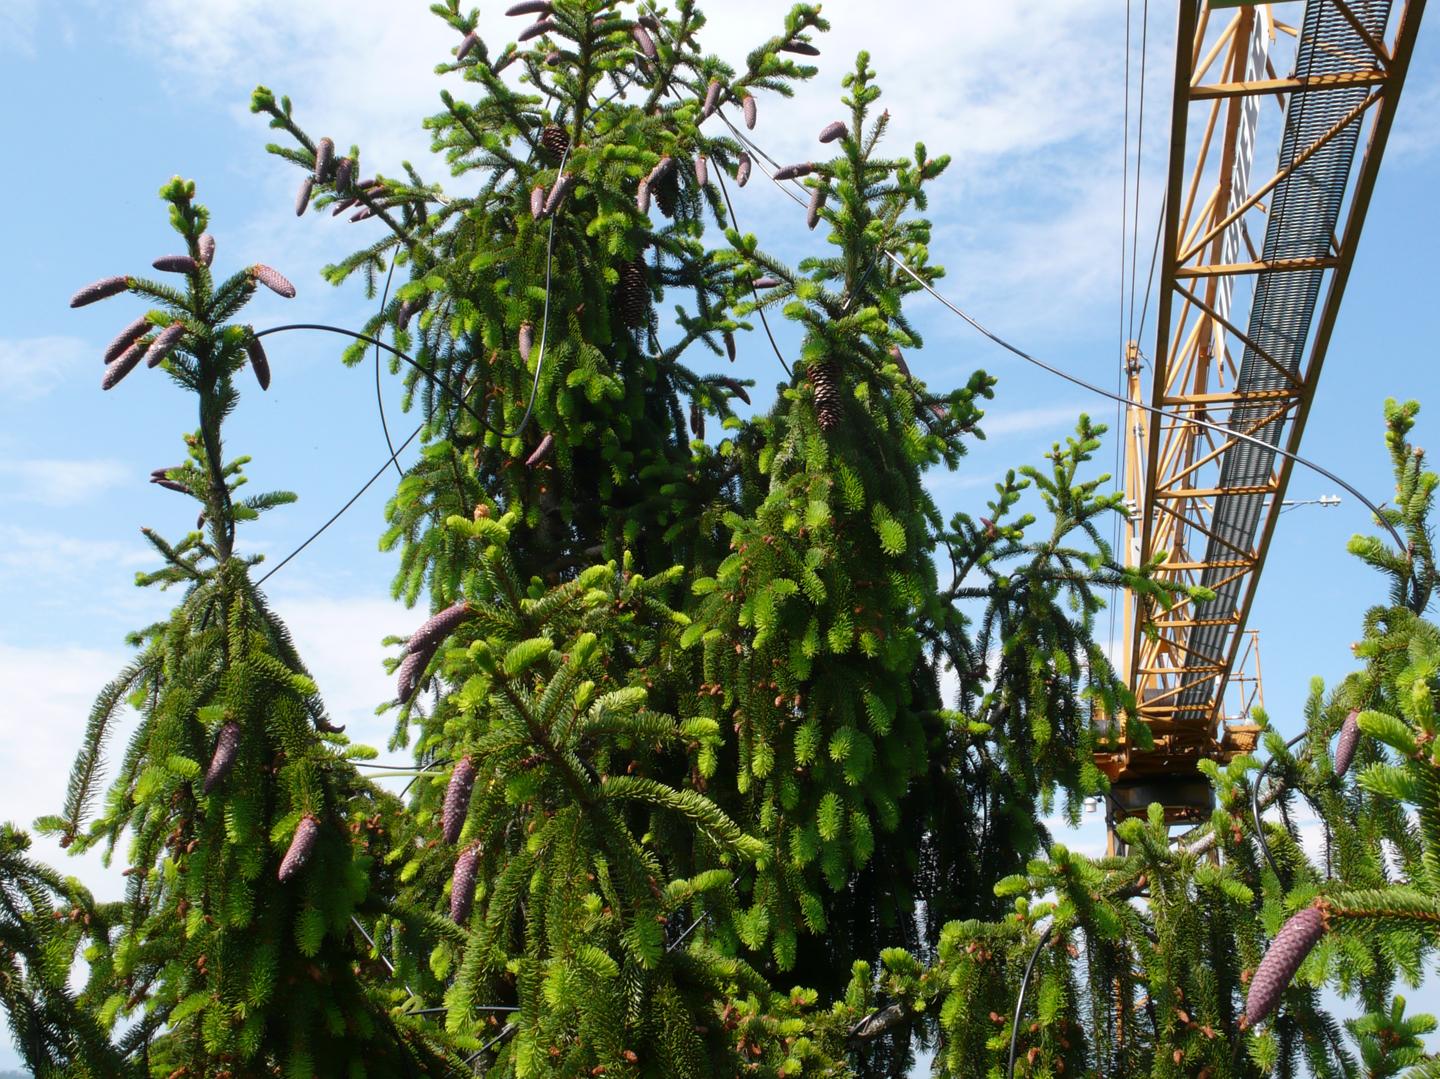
[1097,0,1426,799]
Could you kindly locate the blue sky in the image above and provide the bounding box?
[1,0,1438,1071]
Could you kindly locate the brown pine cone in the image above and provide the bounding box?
[202,722,241,794]
[540,123,569,159]
[1245,906,1326,1025]
[808,357,841,432]
[450,846,479,924]
[1334,709,1362,777]
[278,816,320,882]
[615,257,648,329]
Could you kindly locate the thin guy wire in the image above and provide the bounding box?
[715,112,1408,555]
[1006,924,1055,1079]
[376,254,404,479]
[1126,0,1151,347]
[1110,0,1135,664]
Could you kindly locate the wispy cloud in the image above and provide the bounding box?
[979,403,1090,438]
[0,458,130,507]
[0,336,90,401]
[0,523,151,575]
[0,0,39,57]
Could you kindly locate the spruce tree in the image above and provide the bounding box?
[45,179,452,1075]
[19,3,1440,1077]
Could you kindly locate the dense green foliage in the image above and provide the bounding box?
[11,2,1440,1077]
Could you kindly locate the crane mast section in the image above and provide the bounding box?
[1098,0,1425,797]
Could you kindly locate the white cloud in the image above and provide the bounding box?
[0,336,90,401]
[979,403,1090,438]
[0,641,137,901]
[0,523,151,575]
[0,0,39,56]
[0,458,130,507]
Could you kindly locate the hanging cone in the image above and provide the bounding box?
[702,78,721,118]
[889,344,911,378]
[540,123,570,159]
[525,432,556,468]
[246,335,271,391]
[615,258,648,329]
[808,357,841,432]
[70,275,130,308]
[450,845,479,924]
[104,317,152,364]
[818,120,848,143]
[295,176,314,216]
[396,648,430,704]
[457,31,480,60]
[1334,709,1362,777]
[694,156,708,187]
[806,186,827,230]
[742,95,757,129]
[724,331,736,362]
[202,722,241,794]
[101,341,148,390]
[519,17,555,41]
[654,169,679,218]
[144,322,187,369]
[530,185,546,219]
[518,321,535,363]
[407,601,476,656]
[636,178,651,214]
[442,757,477,844]
[251,264,296,298]
[736,152,752,187]
[1245,906,1327,1026]
[542,172,576,216]
[631,24,656,59]
[689,398,704,439]
[278,816,320,882]
[313,137,334,182]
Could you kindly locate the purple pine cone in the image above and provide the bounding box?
[724,331,736,362]
[703,79,721,118]
[772,162,813,182]
[104,317,152,364]
[313,137,335,182]
[505,0,551,13]
[631,24,657,59]
[151,478,188,494]
[806,186,827,230]
[295,176,314,216]
[542,173,576,216]
[889,344,911,378]
[752,276,781,289]
[636,178,651,214]
[457,31,480,60]
[519,17,555,41]
[525,432,556,468]
[647,155,676,185]
[70,275,130,308]
[742,95,757,130]
[518,321,534,363]
[396,648,430,704]
[202,721,241,794]
[530,185,546,219]
[278,815,320,883]
[153,254,199,275]
[198,234,216,267]
[1334,709,1362,778]
[247,335,271,391]
[1245,906,1327,1026]
[101,341,148,390]
[712,377,750,405]
[334,157,354,195]
[350,207,373,222]
[397,296,425,331]
[545,49,563,65]
[736,153,752,187]
[694,156,708,187]
[780,40,820,56]
[407,601,475,657]
[442,757,477,844]
[450,845,479,924]
[145,322,186,369]
[251,264,296,298]
[330,197,357,217]
[492,49,517,73]
[819,120,848,144]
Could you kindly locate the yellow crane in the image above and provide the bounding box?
[1095,0,1427,840]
